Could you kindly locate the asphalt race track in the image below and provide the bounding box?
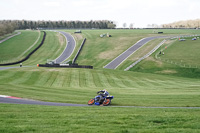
[1,96,200,109]
[54,31,76,63]
[104,36,168,69]
[0,97,88,107]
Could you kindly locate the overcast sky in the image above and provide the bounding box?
[0,0,200,27]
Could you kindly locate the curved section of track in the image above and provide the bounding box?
[104,36,168,69]
[54,31,76,63]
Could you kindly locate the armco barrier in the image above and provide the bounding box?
[72,38,86,64]
[38,63,93,69]
[124,39,166,71]
[0,31,46,66]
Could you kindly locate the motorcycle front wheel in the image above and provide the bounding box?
[103,98,111,106]
[88,98,95,105]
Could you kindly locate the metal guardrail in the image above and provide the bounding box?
[124,40,166,71]
[124,34,200,71]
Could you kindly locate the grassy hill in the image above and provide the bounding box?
[62,29,200,69]
[0,30,41,64]
[131,35,200,78]
[0,29,200,132]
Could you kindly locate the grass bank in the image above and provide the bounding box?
[0,67,199,107]
[0,104,200,133]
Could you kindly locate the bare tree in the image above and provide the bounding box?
[123,23,127,28]
[129,23,134,29]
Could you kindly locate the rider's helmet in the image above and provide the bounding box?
[103,89,107,92]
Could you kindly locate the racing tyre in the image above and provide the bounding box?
[103,98,111,106]
[88,98,95,105]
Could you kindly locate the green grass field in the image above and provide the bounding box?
[159,36,200,67]
[1,104,200,133]
[0,67,199,107]
[0,30,41,64]
[0,29,200,132]
[131,35,200,78]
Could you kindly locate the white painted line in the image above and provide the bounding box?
[53,31,76,63]
[0,95,21,99]
[18,30,41,58]
[0,32,21,43]
[0,95,9,98]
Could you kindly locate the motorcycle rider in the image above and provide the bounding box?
[97,89,109,101]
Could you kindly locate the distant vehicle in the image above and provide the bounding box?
[74,30,81,33]
[192,38,197,40]
[179,38,186,41]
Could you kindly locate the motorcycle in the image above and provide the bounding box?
[88,92,114,106]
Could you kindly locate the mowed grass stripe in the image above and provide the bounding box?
[5,71,26,84]
[0,67,200,106]
[102,71,118,88]
[91,70,103,87]
[62,70,71,87]
[98,72,112,88]
[44,71,59,87]
[116,75,136,88]
[79,70,86,87]
[0,71,20,84]
[23,71,41,85]
[114,73,136,88]
[85,69,96,88]
[51,71,66,88]
[34,70,51,86]
[70,69,80,88]
[9,71,26,84]
[0,70,9,77]
[103,71,123,88]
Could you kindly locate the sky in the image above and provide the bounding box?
[0,0,200,28]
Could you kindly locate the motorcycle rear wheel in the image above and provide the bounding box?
[103,98,111,106]
[88,98,95,105]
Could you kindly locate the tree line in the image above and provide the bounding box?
[0,20,116,30]
[0,21,17,36]
[162,19,200,28]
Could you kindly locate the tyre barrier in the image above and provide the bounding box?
[72,38,86,64]
[0,31,46,66]
[37,63,93,69]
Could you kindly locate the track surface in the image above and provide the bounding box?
[0,97,88,107]
[1,97,200,109]
[0,66,32,70]
[54,31,76,63]
[104,36,168,69]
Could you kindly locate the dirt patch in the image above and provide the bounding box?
[146,57,163,67]
[156,70,177,74]
[98,51,116,59]
[164,39,176,45]
[57,33,65,46]
[73,33,83,41]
